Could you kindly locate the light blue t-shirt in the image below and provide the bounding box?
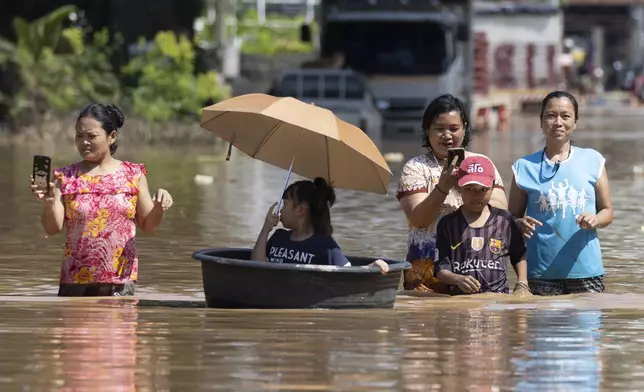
[512,146,605,279]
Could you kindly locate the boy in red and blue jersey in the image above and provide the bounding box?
[434,156,530,295]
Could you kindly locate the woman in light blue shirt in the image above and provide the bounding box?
[508,91,614,296]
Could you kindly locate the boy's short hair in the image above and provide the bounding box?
[458,156,495,188]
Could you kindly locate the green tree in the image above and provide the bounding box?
[236,10,315,55]
[123,31,230,122]
[0,5,121,126]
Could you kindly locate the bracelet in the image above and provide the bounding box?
[435,185,449,195]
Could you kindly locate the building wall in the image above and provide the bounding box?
[473,13,563,93]
[475,14,562,43]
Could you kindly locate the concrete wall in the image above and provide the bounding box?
[474,14,563,44]
[473,13,563,91]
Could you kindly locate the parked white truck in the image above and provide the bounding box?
[268,68,384,147]
[299,0,473,137]
[298,0,563,135]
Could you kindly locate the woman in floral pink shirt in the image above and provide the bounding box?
[30,103,173,296]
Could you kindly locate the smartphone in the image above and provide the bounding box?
[32,155,52,193]
[447,148,465,167]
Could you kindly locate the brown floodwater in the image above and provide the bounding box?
[2,114,644,391]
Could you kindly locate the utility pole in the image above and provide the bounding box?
[213,0,228,69]
[632,4,644,68]
[464,0,474,116]
[305,0,315,23]
[258,0,266,24]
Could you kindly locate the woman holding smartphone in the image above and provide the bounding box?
[396,94,508,293]
[30,103,173,297]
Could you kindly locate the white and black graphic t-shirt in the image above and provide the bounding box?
[266,229,350,267]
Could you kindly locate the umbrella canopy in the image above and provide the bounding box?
[200,93,392,194]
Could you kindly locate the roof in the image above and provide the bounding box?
[278,68,365,77]
[564,0,644,4]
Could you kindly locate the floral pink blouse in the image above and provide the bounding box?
[54,161,146,285]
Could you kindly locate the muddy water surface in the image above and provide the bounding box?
[1,116,644,391]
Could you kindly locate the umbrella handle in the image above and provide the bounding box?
[275,155,295,217]
[275,131,303,217]
[225,133,236,161]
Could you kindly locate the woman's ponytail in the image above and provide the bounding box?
[312,177,335,235]
[283,177,336,235]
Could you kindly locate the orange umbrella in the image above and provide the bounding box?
[200,93,392,195]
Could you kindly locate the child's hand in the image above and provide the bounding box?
[456,275,481,294]
[515,216,542,238]
[263,202,279,231]
[512,281,532,297]
[370,259,389,275]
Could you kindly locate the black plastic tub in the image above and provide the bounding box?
[192,248,412,309]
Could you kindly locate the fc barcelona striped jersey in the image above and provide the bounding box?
[434,206,526,295]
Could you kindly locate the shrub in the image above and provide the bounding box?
[238,11,316,55]
[0,6,121,125]
[122,31,231,122]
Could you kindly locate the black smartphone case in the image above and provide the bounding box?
[447,149,465,166]
[33,155,52,191]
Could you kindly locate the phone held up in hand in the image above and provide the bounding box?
[446,148,465,167]
[32,155,52,194]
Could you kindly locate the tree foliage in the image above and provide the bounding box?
[122,31,230,122]
[237,10,316,55]
[0,5,231,128]
[0,5,121,124]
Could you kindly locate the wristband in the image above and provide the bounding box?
[435,185,448,195]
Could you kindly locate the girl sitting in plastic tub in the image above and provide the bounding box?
[251,177,389,274]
